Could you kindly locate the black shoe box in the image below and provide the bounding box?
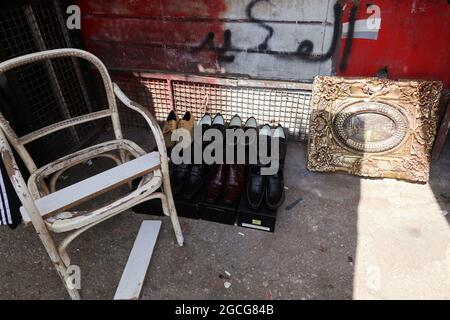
[236,196,277,232]
[199,197,239,225]
[132,187,201,220]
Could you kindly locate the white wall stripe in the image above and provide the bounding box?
[342,18,381,40]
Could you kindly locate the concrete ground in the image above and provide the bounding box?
[0,133,449,300]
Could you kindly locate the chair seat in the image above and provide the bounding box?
[44,172,162,233]
[21,139,163,233]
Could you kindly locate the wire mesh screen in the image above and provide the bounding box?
[111,72,312,141]
[0,1,99,165]
[113,73,172,129]
[173,81,312,140]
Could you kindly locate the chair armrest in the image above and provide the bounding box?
[0,129,43,224]
[113,83,170,165]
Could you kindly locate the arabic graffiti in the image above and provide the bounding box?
[194,0,358,71]
[246,0,274,51]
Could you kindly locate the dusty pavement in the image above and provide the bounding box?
[0,138,449,300]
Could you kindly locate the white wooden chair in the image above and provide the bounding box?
[0,49,183,300]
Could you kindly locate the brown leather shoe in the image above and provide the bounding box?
[162,110,178,148]
[178,111,195,139]
[205,164,227,203]
[222,164,246,204]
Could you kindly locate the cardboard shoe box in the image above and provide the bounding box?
[236,196,277,232]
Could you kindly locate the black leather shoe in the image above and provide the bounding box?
[211,113,225,133]
[199,113,212,148]
[273,125,287,167]
[266,169,285,210]
[243,117,258,164]
[184,164,205,200]
[246,164,266,210]
[171,163,191,196]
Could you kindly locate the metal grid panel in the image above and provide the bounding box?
[172,81,311,140]
[113,74,172,127]
[111,72,312,141]
[0,1,99,164]
[0,7,36,58]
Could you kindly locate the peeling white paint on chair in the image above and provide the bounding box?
[0,48,184,300]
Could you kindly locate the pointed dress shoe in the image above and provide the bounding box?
[199,113,212,133]
[222,115,246,204]
[246,164,266,210]
[205,164,227,203]
[198,113,212,149]
[266,170,285,209]
[162,110,178,148]
[170,163,191,196]
[184,164,205,200]
[204,113,225,159]
[266,125,287,209]
[222,164,246,204]
[211,113,225,133]
[178,111,195,138]
[243,117,258,164]
[246,124,271,210]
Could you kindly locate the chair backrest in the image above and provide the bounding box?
[0,48,123,173]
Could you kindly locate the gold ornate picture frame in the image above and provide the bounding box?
[307,76,442,182]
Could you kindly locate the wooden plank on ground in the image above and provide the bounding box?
[114,220,162,300]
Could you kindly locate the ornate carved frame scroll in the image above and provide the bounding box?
[307,76,442,182]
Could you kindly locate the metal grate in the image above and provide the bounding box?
[111,71,313,141]
[113,73,172,128]
[0,1,99,165]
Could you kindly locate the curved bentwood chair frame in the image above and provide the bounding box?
[0,49,183,299]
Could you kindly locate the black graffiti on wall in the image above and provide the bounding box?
[246,0,274,51]
[194,0,358,71]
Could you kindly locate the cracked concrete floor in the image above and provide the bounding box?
[1,139,449,300]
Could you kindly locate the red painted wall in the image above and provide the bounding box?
[338,0,450,87]
[77,0,226,72]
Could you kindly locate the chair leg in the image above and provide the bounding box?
[33,224,81,299]
[161,176,184,246]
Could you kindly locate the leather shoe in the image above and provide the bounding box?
[184,164,205,200]
[170,163,190,196]
[178,111,195,138]
[222,164,246,204]
[205,164,227,203]
[266,169,285,209]
[162,110,178,148]
[265,125,286,209]
[246,164,266,210]
[273,125,287,167]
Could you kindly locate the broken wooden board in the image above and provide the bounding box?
[114,220,161,300]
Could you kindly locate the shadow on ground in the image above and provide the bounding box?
[0,130,449,299]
